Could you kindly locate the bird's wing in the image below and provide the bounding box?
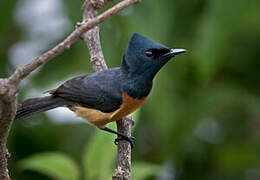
[51,70,122,113]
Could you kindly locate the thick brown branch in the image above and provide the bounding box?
[0,79,18,180]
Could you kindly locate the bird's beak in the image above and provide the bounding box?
[161,49,186,59]
[171,49,187,56]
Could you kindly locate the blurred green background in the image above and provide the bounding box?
[1,0,260,179]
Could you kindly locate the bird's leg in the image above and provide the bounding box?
[99,126,135,148]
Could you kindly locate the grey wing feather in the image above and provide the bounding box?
[51,69,122,113]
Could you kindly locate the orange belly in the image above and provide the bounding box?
[70,92,146,127]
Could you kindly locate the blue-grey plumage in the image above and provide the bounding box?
[15,33,186,128]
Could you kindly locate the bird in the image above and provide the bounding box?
[15,33,186,147]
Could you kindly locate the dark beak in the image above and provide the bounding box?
[161,48,186,58]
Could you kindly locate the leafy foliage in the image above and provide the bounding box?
[18,152,79,180]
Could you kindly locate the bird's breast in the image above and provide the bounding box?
[70,92,147,127]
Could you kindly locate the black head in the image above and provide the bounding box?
[122,33,186,80]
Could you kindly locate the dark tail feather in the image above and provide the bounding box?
[15,96,70,120]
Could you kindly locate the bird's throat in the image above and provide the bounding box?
[122,75,153,99]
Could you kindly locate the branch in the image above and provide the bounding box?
[81,0,108,71]
[0,0,140,179]
[81,1,137,179]
[113,115,134,180]
[0,79,17,180]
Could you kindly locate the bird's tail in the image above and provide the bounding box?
[15,96,69,120]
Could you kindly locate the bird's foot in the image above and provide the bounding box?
[114,135,136,148]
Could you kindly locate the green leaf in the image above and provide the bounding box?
[132,162,160,180]
[83,123,117,180]
[19,152,80,180]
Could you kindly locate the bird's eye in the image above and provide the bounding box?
[145,50,153,57]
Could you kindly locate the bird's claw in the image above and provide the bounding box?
[114,135,136,148]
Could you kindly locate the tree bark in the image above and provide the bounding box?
[113,115,134,180]
[82,0,108,71]
[0,78,19,180]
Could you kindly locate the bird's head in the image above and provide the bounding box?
[122,33,186,80]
